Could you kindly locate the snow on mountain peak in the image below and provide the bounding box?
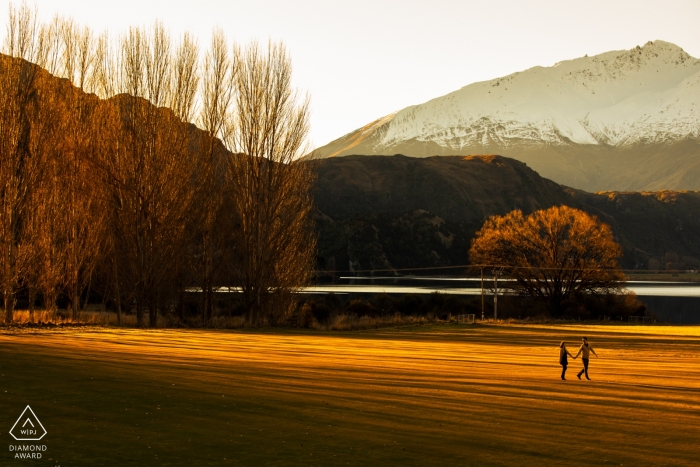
[368,41,700,149]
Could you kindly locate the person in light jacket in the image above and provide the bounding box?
[559,342,575,380]
[575,336,598,380]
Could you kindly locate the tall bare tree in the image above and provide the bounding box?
[194,29,234,324]
[224,42,316,325]
[0,3,49,322]
[1,6,318,327]
[97,24,200,326]
[28,161,65,317]
[47,20,108,319]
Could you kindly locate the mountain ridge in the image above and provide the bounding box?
[315,41,700,192]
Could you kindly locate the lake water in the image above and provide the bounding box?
[206,277,700,323]
[302,277,700,324]
[306,277,700,298]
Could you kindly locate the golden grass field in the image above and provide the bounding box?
[0,324,699,466]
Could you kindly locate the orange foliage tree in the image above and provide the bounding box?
[469,206,624,314]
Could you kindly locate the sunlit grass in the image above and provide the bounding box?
[0,324,698,466]
[509,323,700,337]
[8,310,248,328]
[10,309,116,325]
[5,310,458,330]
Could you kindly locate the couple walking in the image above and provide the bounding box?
[559,337,598,380]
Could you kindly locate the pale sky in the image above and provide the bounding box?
[1,0,699,149]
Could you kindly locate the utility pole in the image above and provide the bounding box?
[480,268,484,321]
[491,268,502,321]
[494,271,498,321]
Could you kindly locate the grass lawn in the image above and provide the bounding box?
[0,324,699,466]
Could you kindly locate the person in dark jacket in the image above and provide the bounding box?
[559,342,575,380]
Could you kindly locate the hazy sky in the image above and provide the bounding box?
[1,0,699,148]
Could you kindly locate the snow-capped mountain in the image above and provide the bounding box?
[316,41,700,191]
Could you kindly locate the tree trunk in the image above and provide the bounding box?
[177,286,185,325]
[113,258,122,325]
[115,292,122,325]
[136,299,144,327]
[3,291,14,324]
[72,282,80,321]
[28,288,35,323]
[149,294,158,328]
[4,242,16,323]
[44,289,57,321]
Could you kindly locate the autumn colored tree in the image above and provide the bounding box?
[193,30,234,324]
[1,4,319,327]
[224,42,317,325]
[50,19,108,319]
[0,4,51,322]
[469,206,624,314]
[95,24,200,327]
[19,163,65,319]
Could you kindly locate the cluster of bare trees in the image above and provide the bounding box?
[0,4,316,326]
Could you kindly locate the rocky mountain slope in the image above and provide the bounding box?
[313,155,700,274]
[315,41,700,192]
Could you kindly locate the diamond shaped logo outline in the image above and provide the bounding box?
[9,406,47,441]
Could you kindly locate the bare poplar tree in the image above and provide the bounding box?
[97,24,200,326]
[16,183,44,320]
[0,3,47,322]
[225,42,316,325]
[1,6,318,328]
[194,29,234,324]
[46,19,108,319]
[30,162,66,317]
[92,33,126,322]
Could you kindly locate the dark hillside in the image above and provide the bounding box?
[581,191,700,269]
[313,155,700,274]
[315,155,575,221]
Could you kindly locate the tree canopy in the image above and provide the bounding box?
[469,206,624,314]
